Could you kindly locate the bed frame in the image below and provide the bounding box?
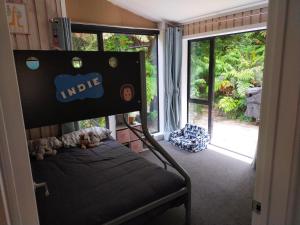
[14,50,191,225]
[103,54,191,225]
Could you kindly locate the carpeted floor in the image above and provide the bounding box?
[140,141,255,225]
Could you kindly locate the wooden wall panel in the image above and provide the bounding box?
[194,22,200,34]
[205,19,213,32]
[234,13,243,27]
[251,9,261,24]
[8,0,63,139]
[27,0,41,49]
[226,15,234,28]
[261,7,268,22]
[243,11,251,25]
[212,18,219,31]
[183,24,189,36]
[199,22,205,33]
[219,16,227,29]
[182,7,268,36]
[188,24,193,36]
[35,0,51,49]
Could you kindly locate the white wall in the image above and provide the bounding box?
[252,0,300,224]
[156,22,166,139]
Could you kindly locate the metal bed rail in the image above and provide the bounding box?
[104,52,191,225]
[138,53,191,225]
[115,52,191,225]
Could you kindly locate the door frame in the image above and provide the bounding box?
[252,0,300,224]
[183,0,300,224]
[187,37,215,136]
[187,29,265,138]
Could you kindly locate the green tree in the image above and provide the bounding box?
[103,33,158,130]
[72,32,159,132]
[190,31,266,121]
[72,33,98,51]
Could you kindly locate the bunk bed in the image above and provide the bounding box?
[14,50,191,225]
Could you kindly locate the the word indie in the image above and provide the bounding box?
[55,73,104,103]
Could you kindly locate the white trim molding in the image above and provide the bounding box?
[180,39,188,128]
[157,22,166,136]
[253,0,300,224]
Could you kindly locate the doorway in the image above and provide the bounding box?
[188,30,266,158]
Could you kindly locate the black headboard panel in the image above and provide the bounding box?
[14,50,143,129]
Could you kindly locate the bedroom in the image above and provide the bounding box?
[0,0,300,225]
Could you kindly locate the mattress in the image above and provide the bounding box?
[31,139,185,225]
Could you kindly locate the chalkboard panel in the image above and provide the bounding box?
[14,50,144,129]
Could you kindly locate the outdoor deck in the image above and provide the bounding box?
[189,111,259,158]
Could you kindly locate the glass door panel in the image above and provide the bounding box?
[71,32,105,127]
[188,103,209,131]
[188,39,214,135]
[211,31,265,157]
[189,40,210,100]
[72,33,98,51]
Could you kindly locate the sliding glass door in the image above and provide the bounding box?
[188,38,214,134]
[211,31,265,157]
[188,30,266,157]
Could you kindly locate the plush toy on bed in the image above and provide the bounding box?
[79,132,102,149]
[29,137,63,160]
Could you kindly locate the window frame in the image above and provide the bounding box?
[187,37,215,135]
[71,23,160,133]
[187,29,267,136]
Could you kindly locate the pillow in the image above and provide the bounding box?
[28,137,63,154]
[61,127,111,148]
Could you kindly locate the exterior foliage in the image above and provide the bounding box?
[190,31,266,121]
[72,32,159,132]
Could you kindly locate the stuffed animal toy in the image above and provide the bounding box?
[32,137,62,160]
[88,131,102,147]
[79,132,102,149]
[79,133,91,149]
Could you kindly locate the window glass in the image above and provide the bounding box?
[103,33,159,133]
[189,40,210,100]
[188,103,209,131]
[72,32,105,128]
[72,33,98,51]
[79,118,106,129]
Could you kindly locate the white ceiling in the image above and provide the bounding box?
[108,0,268,24]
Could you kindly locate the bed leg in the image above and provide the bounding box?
[184,198,192,225]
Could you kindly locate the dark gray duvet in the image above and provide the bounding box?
[31,139,185,225]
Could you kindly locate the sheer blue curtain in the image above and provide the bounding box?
[164,26,183,139]
[52,17,79,134]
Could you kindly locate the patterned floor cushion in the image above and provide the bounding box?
[169,124,210,153]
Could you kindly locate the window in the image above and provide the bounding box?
[71,25,159,133]
[72,33,98,51]
[79,118,106,129]
[187,30,266,157]
[72,32,105,128]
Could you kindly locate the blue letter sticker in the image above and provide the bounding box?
[55,72,104,103]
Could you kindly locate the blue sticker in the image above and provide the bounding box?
[26,57,39,70]
[55,73,104,103]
